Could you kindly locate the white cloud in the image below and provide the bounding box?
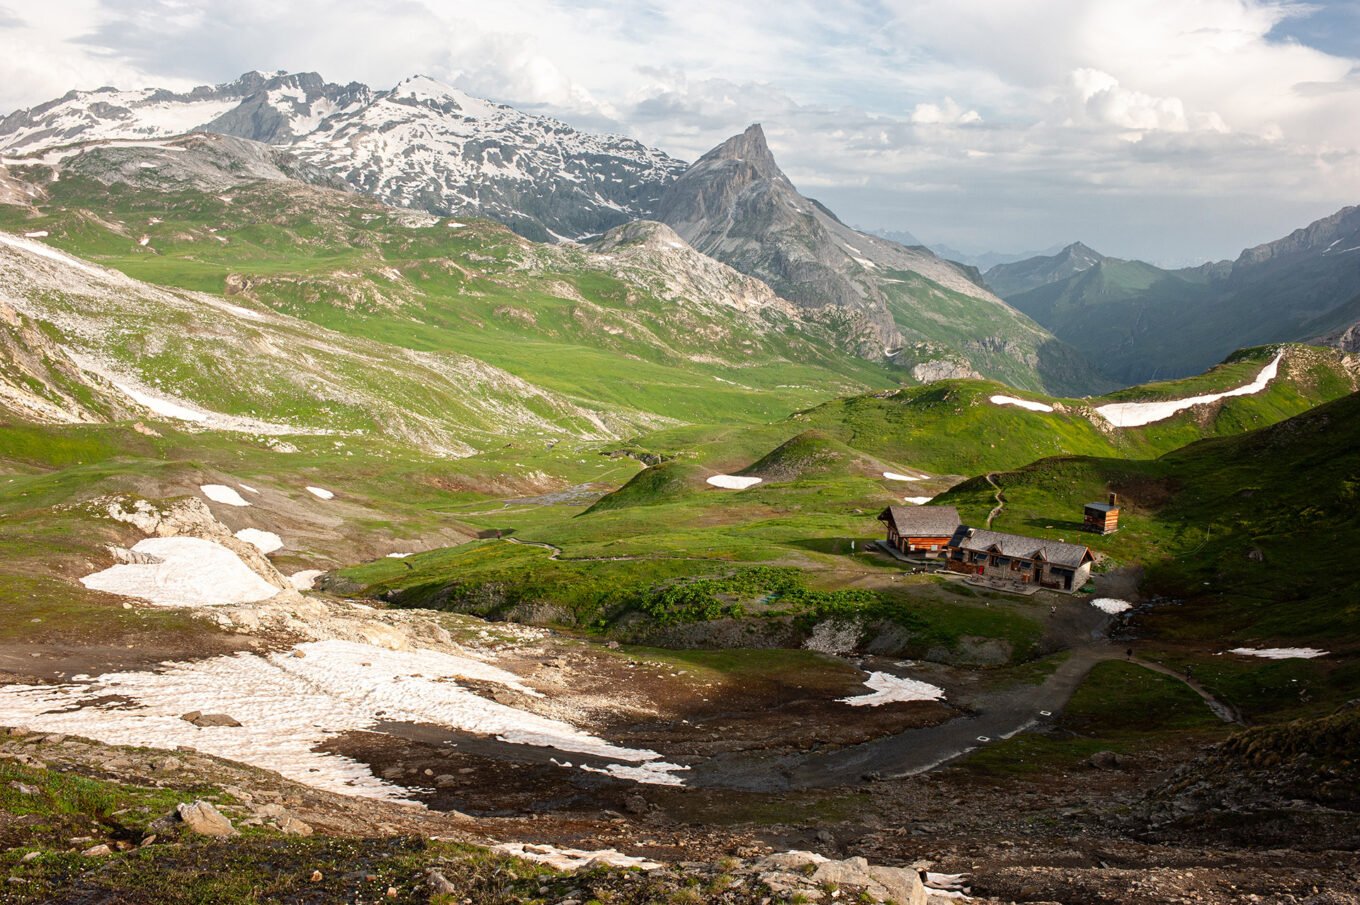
[910,97,982,125]
[0,0,1356,261]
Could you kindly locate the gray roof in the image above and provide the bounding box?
[879,505,961,537]
[1084,502,1119,513]
[947,526,1092,568]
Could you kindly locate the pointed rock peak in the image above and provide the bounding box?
[1061,241,1104,261]
[701,123,780,174]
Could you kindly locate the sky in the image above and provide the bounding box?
[1,0,1358,265]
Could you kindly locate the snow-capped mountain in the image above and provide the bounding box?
[0,71,687,241]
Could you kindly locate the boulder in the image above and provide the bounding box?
[278,816,313,836]
[812,856,927,905]
[181,711,243,728]
[176,800,238,836]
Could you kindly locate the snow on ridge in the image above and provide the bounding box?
[990,394,1054,413]
[1096,350,1284,428]
[0,640,689,801]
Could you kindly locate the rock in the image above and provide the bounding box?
[176,800,238,836]
[816,829,836,846]
[21,851,40,862]
[150,756,183,772]
[310,870,323,882]
[812,856,927,905]
[9,781,38,795]
[385,887,398,899]
[426,868,457,894]
[1086,750,1124,770]
[181,711,242,728]
[624,793,649,816]
[278,816,313,836]
[81,844,112,857]
[140,835,156,847]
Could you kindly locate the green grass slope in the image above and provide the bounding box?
[793,344,1356,476]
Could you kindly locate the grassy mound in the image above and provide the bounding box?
[738,429,893,483]
[582,460,707,513]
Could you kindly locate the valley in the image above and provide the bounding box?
[0,68,1356,905]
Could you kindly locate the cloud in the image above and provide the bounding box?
[910,98,982,125]
[0,0,1357,262]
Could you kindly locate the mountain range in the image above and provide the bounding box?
[984,210,1360,383]
[0,70,1104,394]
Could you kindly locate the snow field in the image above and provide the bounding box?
[306,486,335,500]
[1095,350,1284,427]
[289,569,324,590]
[0,640,688,802]
[902,496,933,505]
[840,671,946,706]
[201,484,250,507]
[234,528,283,554]
[883,471,923,482]
[80,537,280,607]
[706,475,762,490]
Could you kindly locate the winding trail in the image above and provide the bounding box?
[692,633,1240,791]
[984,472,1005,529]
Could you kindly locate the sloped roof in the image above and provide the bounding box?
[878,505,961,537]
[947,526,1092,568]
[1084,502,1120,513]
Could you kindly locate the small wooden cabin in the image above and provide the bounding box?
[1084,492,1121,535]
[878,505,961,557]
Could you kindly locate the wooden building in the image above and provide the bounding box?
[1083,492,1121,535]
[944,526,1094,592]
[878,505,961,557]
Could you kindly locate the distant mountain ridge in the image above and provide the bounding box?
[984,242,1106,298]
[0,70,687,242]
[986,208,1360,384]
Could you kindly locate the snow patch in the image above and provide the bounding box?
[385,552,411,559]
[0,640,687,801]
[903,496,933,505]
[1096,351,1284,428]
[22,230,48,238]
[305,486,334,500]
[883,471,923,482]
[493,842,661,872]
[1090,598,1133,615]
[80,537,280,607]
[990,394,1054,413]
[840,671,946,706]
[234,528,283,554]
[706,475,762,490]
[289,569,324,591]
[200,484,250,507]
[1228,647,1327,660]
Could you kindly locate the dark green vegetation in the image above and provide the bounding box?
[993,206,1360,385]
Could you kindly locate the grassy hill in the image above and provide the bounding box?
[793,344,1356,475]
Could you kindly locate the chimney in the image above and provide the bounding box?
[1109,492,1119,507]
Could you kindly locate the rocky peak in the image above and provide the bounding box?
[700,124,780,174]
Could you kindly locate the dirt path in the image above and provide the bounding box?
[691,618,1240,791]
[984,473,1005,529]
[1129,655,1244,724]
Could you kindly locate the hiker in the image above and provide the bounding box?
[1126,648,1133,660]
